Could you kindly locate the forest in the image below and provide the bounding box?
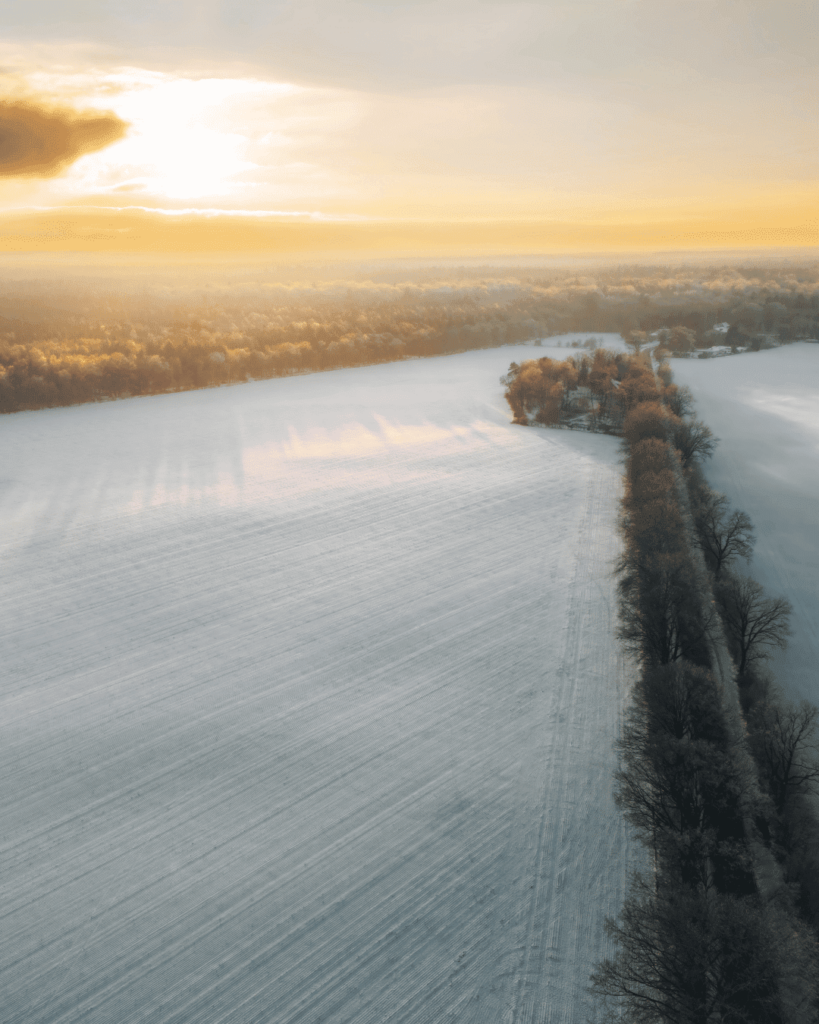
[0,259,817,413]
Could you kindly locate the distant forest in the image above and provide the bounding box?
[0,260,817,413]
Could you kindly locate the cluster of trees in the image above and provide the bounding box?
[501,343,719,461]
[502,349,657,432]
[1,258,817,413]
[654,324,769,359]
[593,370,819,1023]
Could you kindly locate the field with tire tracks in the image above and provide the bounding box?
[1,344,638,1024]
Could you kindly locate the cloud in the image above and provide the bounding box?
[0,99,127,177]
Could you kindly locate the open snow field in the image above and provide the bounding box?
[1,345,637,1024]
[674,344,819,704]
[537,332,631,353]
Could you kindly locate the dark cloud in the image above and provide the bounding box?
[0,99,127,177]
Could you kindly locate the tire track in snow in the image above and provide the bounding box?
[472,458,636,1024]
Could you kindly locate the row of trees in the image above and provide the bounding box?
[593,371,819,1022]
[652,324,773,358]
[616,428,710,667]
[686,465,819,935]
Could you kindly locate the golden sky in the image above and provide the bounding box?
[0,1,816,254]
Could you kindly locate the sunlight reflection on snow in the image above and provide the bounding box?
[274,417,504,461]
[256,417,508,465]
[0,344,547,547]
[744,391,819,442]
[115,418,515,520]
[281,421,386,460]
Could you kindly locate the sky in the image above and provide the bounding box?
[0,0,816,255]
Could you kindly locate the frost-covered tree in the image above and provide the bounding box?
[693,492,755,579]
[673,419,717,467]
[715,575,792,675]
[748,698,819,814]
[591,875,787,1024]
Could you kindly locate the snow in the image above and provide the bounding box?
[696,346,732,358]
[673,343,819,705]
[0,345,638,1024]
[530,332,629,352]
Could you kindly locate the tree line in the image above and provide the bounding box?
[686,461,819,939]
[1,259,816,413]
[590,364,819,1023]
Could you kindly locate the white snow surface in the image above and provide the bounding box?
[533,332,629,352]
[1,346,638,1024]
[673,344,819,704]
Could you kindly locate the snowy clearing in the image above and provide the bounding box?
[1,345,637,1024]
[533,332,629,352]
[674,344,819,704]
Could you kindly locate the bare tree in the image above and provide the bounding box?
[591,875,787,1024]
[749,699,819,813]
[615,665,748,889]
[668,325,697,355]
[616,733,746,886]
[664,383,695,419]
[619,553,714,667]
[693,491,755,578]
[639,661,727,744]
[715,575,792,675]
[625,329,649,354]
[673,419,717,466]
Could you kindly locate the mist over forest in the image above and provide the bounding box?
[1,255,817,413]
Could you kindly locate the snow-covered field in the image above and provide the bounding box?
[1,345,637,1024]
[674,343,819,704]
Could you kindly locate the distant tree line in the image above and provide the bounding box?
[1,260,817,413]
[592,365,819,1023]
[0,288,542,412]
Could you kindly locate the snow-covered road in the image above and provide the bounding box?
[1,346,636,1024]
[674,343,819,705]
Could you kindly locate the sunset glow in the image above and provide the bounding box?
[0,2,816,255]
